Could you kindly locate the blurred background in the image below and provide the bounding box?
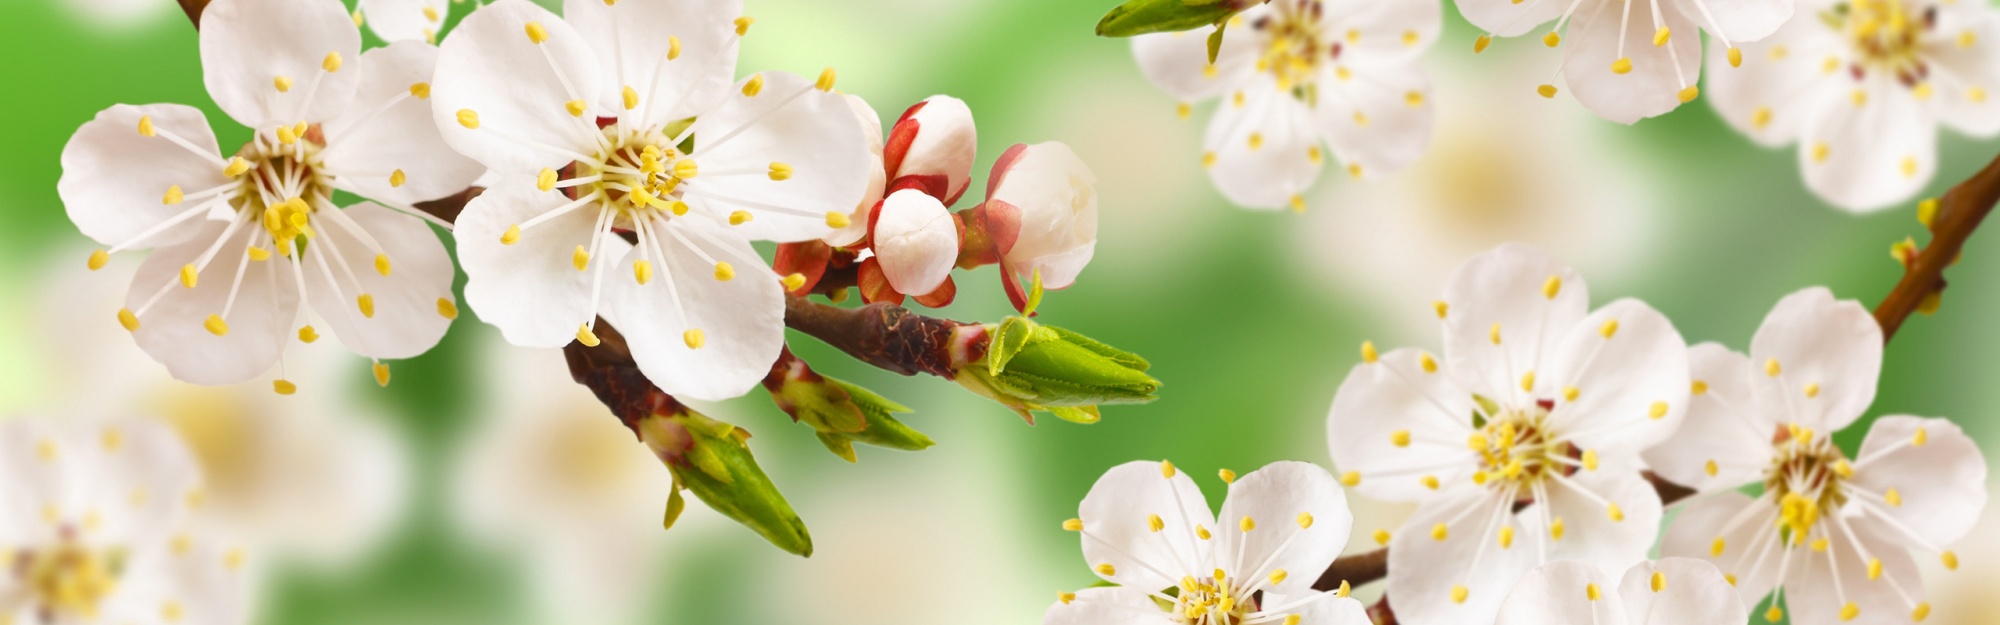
[2,0,1998,623]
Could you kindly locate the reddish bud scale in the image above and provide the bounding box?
[882,101,927,189]
[913,276,957,308]
[856,257,904,305]
[774,240,836,295]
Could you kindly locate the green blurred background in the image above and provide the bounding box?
[2,0,1998,623]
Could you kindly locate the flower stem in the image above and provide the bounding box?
[1875,150,2000,341]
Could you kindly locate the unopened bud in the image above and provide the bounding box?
[884,95,977,204]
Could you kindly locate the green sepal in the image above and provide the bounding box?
[1205,20,1228,64]
[649,411,812,556]
[956,317,1161,422]
[826,379,934,453]
[1096,0,1238,37]
[662,484,687,530]
[988,316,1038,377]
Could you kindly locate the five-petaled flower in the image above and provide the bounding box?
[1044,460,1371,625]
[59,0,483,393]
[1129,0,1441,211]
[1649,287,1987,624]
[1461,0,1794,123]
[0,418,249,624]
[1325,243,1691,625]
[1707,0,2000,211]
[1496,558,1749,625]
[433,0,871,401]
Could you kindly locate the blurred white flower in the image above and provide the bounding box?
[58,0,481,391]
[58,0,176,32]
[1652,287,1988,624]
[1708,0,2000,212]
[435,0,868,401]
[1130,0,1440,210]
[0,417,249,625]
[1326,244,1690,625]
[358,0,452,44]
[1496,558,1748,625]
[1044,460,1368,625]
[454,339,711,625]
[1460,0,1791,123]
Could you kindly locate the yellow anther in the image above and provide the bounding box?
[1960,30,1978,48]
[366,361,388,386]
[273,379,297,395]
[117,308,139,331]
[1653,26,1671,46]
[1196,525,1212,540]
[1840,602,1859,620]
[565,99,588,117]
[1596,318,1618,338]
[1550,517,1565,540]
[1062,518,1083,531]
[138,115,157,136]
[1942,550,1959,569]
[1913,603,1931,622]
[1582,449,1599,471]
[1267,569,1290,585]
[179,263,199,288]
[1725,573,1737,586]
[423,6,440,21]
[1678,86,1699,103]
[1176,102,1192,119]
[1914,82,1935,100]
[1543,31,1561,47]
[298,325,319,343]
[742,73,765,97]
[707,261,734,282]
[1538,84,1558,98]
[87,248,112,271]
[1833,459,1853,478]
[1406,90,1425,107]
[410,82,431,99]
[631,259,653,285]
[1474,34,1492,53]
[1972,87,1990,103]
[1712,537,1727,556]
[1058,592,1075,605]
[1520,371,1536,392]
[1649,401,1669,419]
[674,159,699,179]
[1692,380,1710,395]
[683,328,706,349]
[322,52,343,72]
[1812,142,1831,163]
[534,168,559,192]
[525,22,549,44]
[457,109,480,129]
[1340,471,1361,487]
[436,298,458,320]
[357,293,376,318]
[1336,580,1351,598]
[734,16,755,35]
[1239,516,1256,532]
[1705,459,1718,476]
[781,273,806,291]
[1431,523,1448,541]
[1217,468,1237,483]
[1360,341,1379,363]
[769,162,794,181]
[1611,57,1633,74]
[500,224,521,245]
[1432,301,1449,319]
[1202,152,1218,168]
[374,253,392,276]
[277,124,298,144]
[1587,583,1601,600]
[224,157,251,177]
[274,75,294,93]
[621,85,639,111]
[1421,475,1439,490]
[668,200,689,215]
[1390,430,1411,447]
[826,211,851,228]
[386,169,409,189]
[1885,488,1902,507]
[1451,585,1468,604]
[1372,529,1391,546]
[814,67,839,92]
[1468,433,1490,451]
[571,323,602,347]
[1765,358,1782,377]
[667,36,683,60]
[1292,512,1313,529]
[1864,557,1882,580]
[1349,163,1364,178]
[1751,106,1774,129]
[1497,526,1514,549]
[203,314,229,336]
[1094,563,1116,576]
[1248,132,1264,150]
[1146,514,1165,533]
[1419,353,1438,373]
[1767,605,1784,622]
[571,245,590,271]
[1563,386,1580,402]
[1913,427,1928,446]
[1490,323,1502,345]
[1728,47,1743,67]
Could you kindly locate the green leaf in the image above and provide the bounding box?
[1046,325,1151,371]
[1047,405,1103,424]
[1096,0,1238,37]
[988,316,1037,377]
[669,417,813,557]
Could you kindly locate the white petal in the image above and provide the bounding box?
[563,0,741,126]
[1386,486,1538,625]
[1928,4,2000,137]
[1533,469,1663,577]
[431,0,604,176]
[1456,0,1565,37]
[1617,557,1749,625]
[884,95,978,204]
[1671,0,1794,43]
[198,0,362,126]
[1542,298,1690,456]
[0,420,89,539]
[1746,287,1881,433]
[129,219,298,386]
[1315,62,1435,175]
[359,0,449,43]
[991,142,1099,289]
[1641,343,1775,492]
[1659,491,1781,608]
[1495,560,1625,625]
[1129,18,1261,103]
[300,202,456,360]
[602,215,783,401]
[1563,1,1704,124]
[1848,416,1987,547]
[1076,460,1217,591]
[86,419,202,548]
[458,182,626,348]
[1215,461,1353,597]
[1439,243,1589,405]
[1785,520,1922,625]
[59,103,229,250]
[323,41,486,207]
[1702,23,1843,147]
[1323,0,1444,66]
[824,94,885,247]
[1326,347,1480,503]
[1798,78,1938,212]
[1202,82,1322,209]
[682,71,870,243]
[100,538,251,625]
[1269,593,1373,625]
[872,189,958,296]
[1042,586,1169,625]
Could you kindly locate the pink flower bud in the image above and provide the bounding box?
[872,189,960,296]
[985,142,1097,292]
[883,96,977,205]
[824,94,886,247]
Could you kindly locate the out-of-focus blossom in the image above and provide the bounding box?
[1496,558,1748,625]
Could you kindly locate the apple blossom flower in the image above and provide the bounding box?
[433,0,870,401]
[976,142,1098,312]
[1496,558,1749,625]
[1325,243,1691,625]
[1650,287,1987,624]
[1128,0,1440,210]
[883,95,978,204]
[58,0,481,392]
[1044,460,1371,625]
[0,418,248,624]
[1706,0,2000,211]
[357,0,451,44]
[872,189,960,297]
[1462,0,1792,124]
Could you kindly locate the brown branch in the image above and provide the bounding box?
[781,296,982,378]
[176,0,207,26]
[1874,150,2000,341]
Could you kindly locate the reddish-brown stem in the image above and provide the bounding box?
[1874,150,2000,341]
[781,296,981,378]
[176,0,208,26]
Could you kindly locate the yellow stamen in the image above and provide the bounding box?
[437,298,458,320]
[577,324,601,347]
[742,73,765,97]
[117,308,139,331]
[525,22,549,44]
[374,254,391,276]
[203,314,229,336]
[372,361,390,386]
[273,380,297,395]
[713,262,735,281]
[683,328,705,349]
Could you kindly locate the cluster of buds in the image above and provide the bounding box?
[777,95,1099,313]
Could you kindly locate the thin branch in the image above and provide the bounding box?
[176,0,207,27]
[782,295,982,378]
[1874,150,2000,341]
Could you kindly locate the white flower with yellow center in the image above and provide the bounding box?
[58,0,483,392]
[1044,460,1370,625]
[1649,287,1988,624]
[1461,0,1793,123]
[1325,243,1691,625]
[1129,0,1441,210]
[0,418,248,625]
[1707,0,2000,211]
[1496,558,1749,625]
[433,0,869,401]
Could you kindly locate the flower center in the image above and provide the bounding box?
[16,535,125,619]
[1171,574,1256,624]
[231,124,334,257]
[1833,0,1934,77]
[1470,402,1576,491]
[567,124,699,226]
[1763,423,1851,545]
[1251,2,1330,93]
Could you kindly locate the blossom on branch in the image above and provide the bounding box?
[1326,243,1691,625]
[59,0,481,392]
[1044,460,1371,625]
[1496,558,1749,625]
[1649,287,1988,624]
